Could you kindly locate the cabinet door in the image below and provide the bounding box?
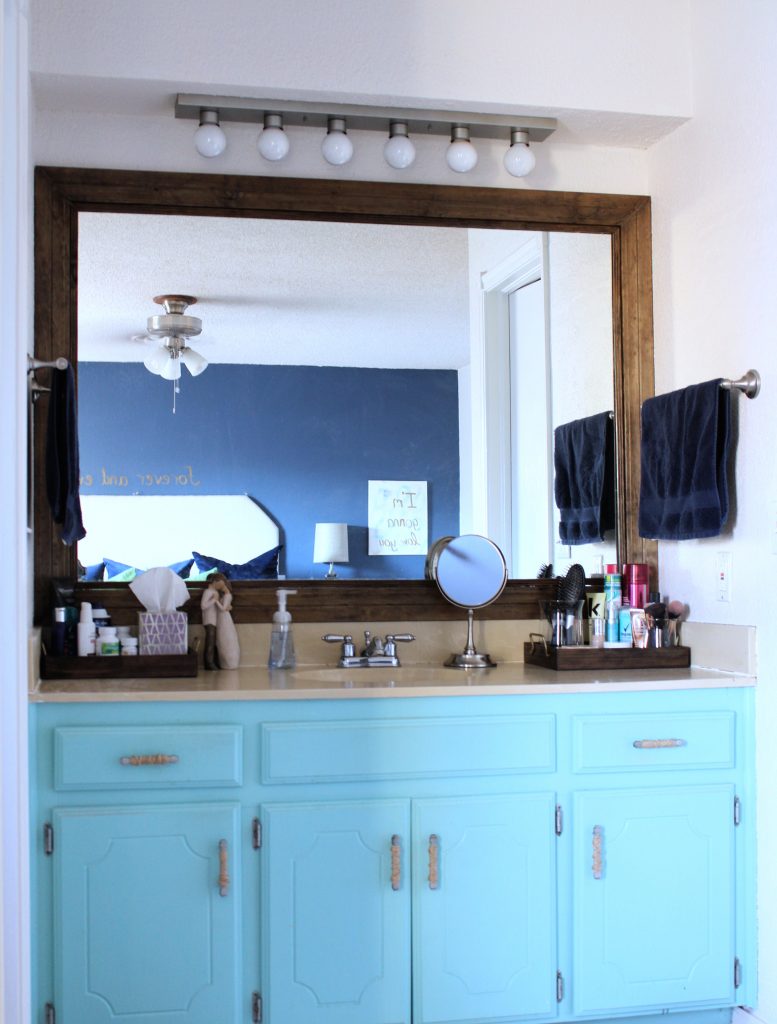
[413,793,557,1024]
[262,799,411,1024]
[53,802,241,1024]
[573,785,735,1015]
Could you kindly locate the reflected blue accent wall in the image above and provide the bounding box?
[78,364,460,579]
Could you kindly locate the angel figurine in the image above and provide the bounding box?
[200,572,240,670]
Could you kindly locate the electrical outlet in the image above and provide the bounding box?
[716,551,732,602]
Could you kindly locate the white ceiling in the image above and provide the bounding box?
[77,213,473,369]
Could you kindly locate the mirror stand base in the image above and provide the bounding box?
[444,651,496,670]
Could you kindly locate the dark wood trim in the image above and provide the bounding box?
[33,167,656,623]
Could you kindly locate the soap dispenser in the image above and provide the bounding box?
[269,589,298,669]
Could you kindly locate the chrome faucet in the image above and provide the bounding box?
[323,631,415,668]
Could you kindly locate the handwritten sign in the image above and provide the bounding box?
[79,465,201,489]
[368,481,428,556]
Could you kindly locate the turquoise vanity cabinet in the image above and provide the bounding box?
[30,684,756,1024]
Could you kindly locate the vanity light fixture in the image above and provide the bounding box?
[445,126,478,174]
[194,109,227,158]
[175,95,557,177]
[384,121,416,169]
[257,112,290,162]
[321,117,354,166]
[504,128,536,177]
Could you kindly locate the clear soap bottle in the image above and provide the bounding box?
[268,589,298,669]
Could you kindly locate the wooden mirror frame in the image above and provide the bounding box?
[33,166,656,624]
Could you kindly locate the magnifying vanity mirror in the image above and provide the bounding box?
[432,535,508,668]
[33,167,657,623]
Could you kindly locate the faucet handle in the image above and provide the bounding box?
[384,633,415,657]
[322,634,355,658]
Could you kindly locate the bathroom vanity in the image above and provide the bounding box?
[29,668,756,1024]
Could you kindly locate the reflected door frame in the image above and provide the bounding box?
[477,236,550,576]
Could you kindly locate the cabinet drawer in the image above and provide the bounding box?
[54,725,243,790]
[261,715,555,784]
[572,712,735,773]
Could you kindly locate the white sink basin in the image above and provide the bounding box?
[290,666,451,686]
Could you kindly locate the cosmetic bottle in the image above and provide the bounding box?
[269,589,298,669]
[77,602,97,656]
[603,565,622,642]
[120,636,139,656]
[98,626,120,656]
[51,607,67,656]
[91,606,111,630]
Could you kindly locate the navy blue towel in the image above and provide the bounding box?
[554,411,615,544]
[45,365,86,545]
[638,379,730,540]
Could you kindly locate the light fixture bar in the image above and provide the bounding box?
[176,94,557,142]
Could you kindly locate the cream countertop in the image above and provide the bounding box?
[31,662,755,703]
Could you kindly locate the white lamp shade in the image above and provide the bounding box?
[143,345,170,375]
[180,346,208,376]
[159,356,182,381]
[313,522,349,563]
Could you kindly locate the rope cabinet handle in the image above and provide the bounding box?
[218,839,229,897]
[428,834,440,890]
[390,835,402,891]
[119,754,180,766]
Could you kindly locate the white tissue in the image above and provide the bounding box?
[129,566,189,613]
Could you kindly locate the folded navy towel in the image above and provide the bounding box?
[638,379,730,540]
[45,365,86,546]
[554,411,615,544]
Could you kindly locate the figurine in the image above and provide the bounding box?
[200,573,240,669]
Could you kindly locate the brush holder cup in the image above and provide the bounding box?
[542,600,584,647]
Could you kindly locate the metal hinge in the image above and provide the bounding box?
[734,958,742,989]
[556,971,564,1002]
[252,991,262,1022]
[43,823,54,856]
[555,805,563,836]
[44,1003,55,1024]
[252,818,262,850]
[734,796,742,826]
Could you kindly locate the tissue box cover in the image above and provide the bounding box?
[138,612,188,656]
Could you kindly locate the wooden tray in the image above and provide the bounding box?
[523,641,691,672]
[41,650,199,680]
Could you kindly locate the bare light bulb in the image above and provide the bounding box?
[321,117,353,166]
[257,113,290,162]
[445,126,478,173]
[504,129,536,177]
[384,121,416,169]
[194,109,226,158]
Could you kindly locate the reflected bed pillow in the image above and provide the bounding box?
[192,546,280,580]
[79,561,105,581]
[103,557,195,581]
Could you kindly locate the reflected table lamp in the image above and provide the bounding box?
[314,523,349,578]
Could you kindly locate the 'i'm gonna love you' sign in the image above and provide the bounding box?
[368,481,428,556]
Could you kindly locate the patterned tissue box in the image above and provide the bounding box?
[138,611,188,656]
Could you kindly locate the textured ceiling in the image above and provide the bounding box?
[77,213,474,369]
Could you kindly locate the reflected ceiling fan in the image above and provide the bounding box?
[136,294,209,380]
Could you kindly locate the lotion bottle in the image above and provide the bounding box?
[268,589,298,669]
[77,601,96,656]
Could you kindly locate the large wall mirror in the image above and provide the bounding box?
[33,167,656,622]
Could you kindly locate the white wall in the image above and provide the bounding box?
[1,2,31,1021]
[647,1,777,1018]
